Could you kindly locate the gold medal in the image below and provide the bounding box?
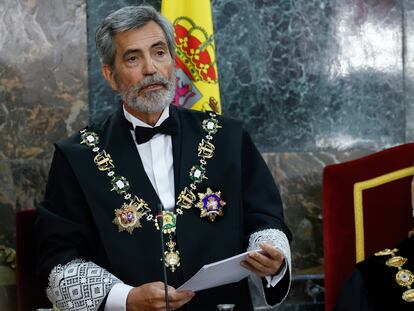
[113,202,142,234]
[386,256,407,268]
[164,239,180,272]
[196,187,226,222]
[112,198,151,234]
[402,289,414,302]
[396,269,414,287]
[155,211,176,234]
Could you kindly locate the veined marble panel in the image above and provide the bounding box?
[0,0,89,159]
[0,1,88,309]
[263,149,373,275]
[404,0,414,142]
[213,0,404,152]
[0,0,88,235]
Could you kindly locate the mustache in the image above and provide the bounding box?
[134,74,172,92]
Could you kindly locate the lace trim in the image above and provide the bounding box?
[247,228,291,307]
[46,260,122,311]
[247,228,291,265]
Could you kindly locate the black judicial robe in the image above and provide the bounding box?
[334,235,414,311]
[36,105,292,310]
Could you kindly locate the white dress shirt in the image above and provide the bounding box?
[105,106,175,311]
[123,106,175,210]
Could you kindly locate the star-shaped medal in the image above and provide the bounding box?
[196,187,226,222]
[113,201,145,234]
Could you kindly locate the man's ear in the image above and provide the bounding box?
[102,64,118,91]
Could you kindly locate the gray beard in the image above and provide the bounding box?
[119,74,175,114]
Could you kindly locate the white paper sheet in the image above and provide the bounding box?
[177,250,262,292]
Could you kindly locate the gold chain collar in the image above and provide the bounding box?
[79,111,223,271]
[375,248,414,302]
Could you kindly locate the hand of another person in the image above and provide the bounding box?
[126,281,195,311]
[241,242,285,277]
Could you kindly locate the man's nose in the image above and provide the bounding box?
[142,56,157,75]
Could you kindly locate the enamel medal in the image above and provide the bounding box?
[196,187,226,222]
[112,198,151,234]
[155,211,181,272]
[112,202,142,234]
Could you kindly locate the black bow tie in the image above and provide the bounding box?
[133,116,178,144]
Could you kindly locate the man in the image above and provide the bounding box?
[36,5,292,311]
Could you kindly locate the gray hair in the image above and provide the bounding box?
[95,5,175,68]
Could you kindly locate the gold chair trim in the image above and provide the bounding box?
[353,166,414,263]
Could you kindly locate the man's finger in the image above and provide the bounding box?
[169,290,194,302]
[242,247,285,276]
[247,250,275,268]
[241,260,269,277]
[244,255,275,276]
[259,243,284,261]
[168,290,195,309]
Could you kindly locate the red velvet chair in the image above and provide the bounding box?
[16,208,51,311]
[323,143,414,311]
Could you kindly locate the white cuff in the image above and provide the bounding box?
[264,261,288,288]
[104,283,134,311]
[46,260,121,311]
[246,228,292,307]
[247,228,292,277]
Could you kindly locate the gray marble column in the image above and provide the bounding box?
[0,0,88,309]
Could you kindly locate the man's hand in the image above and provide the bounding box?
[241,242,285,277]
[126,281,195,311]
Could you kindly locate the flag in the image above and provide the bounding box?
[161,0,221,114]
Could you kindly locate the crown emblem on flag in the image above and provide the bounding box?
[173,16,218,84]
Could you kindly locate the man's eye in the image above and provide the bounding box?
[127,56,138,62]
[156,50,165,56]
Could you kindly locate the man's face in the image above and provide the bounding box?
[103,21,175,114]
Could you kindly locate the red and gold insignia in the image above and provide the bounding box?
[165,10,221,113]
[174,17,218,84]
[112,199,149,234]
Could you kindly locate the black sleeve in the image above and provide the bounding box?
[241,129,292,240]
[36,146,100,288]
[262,268,291,305]
[241,129,292,303]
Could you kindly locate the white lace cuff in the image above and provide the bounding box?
[46,259,122,311]
[247,228,291,306]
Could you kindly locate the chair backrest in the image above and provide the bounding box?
[16,208,50,311]
[322,143,414,311]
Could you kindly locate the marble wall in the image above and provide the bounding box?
[1,0,413,309]
[0,0,88,309]
[215,0,405,152]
